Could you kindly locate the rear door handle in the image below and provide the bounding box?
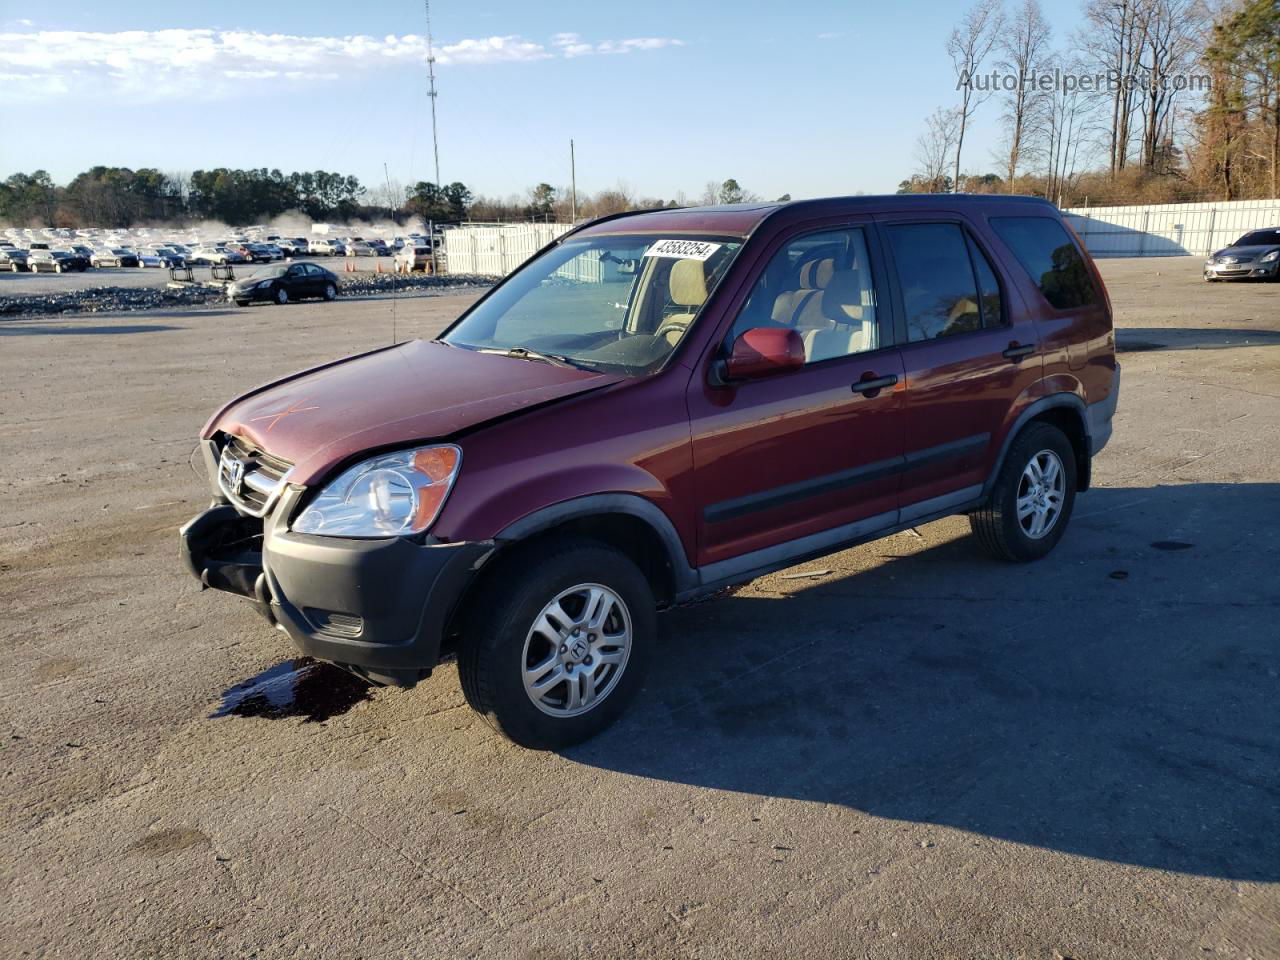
[851,374,898,395]
[1002,342,1036,360]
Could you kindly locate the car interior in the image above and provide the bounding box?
[732,233,879,363]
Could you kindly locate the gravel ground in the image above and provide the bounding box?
[2,259,1278,959]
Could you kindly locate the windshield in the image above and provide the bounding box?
[1234,230,1280,247]
[443,233,742,374]
[248,265,287,279]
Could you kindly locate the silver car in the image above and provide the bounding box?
[1204,228,1280,281]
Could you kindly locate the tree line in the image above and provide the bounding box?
[903,0,1280,205]
[0,167,372,228]
[1,165,783,230]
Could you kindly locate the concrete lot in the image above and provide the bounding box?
[2,258,1278,958]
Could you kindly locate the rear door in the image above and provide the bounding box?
[687,221,906,572]
[878,216,1043,518]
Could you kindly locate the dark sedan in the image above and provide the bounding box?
[1204,228,1280,281]
[227,262,340,306]
[91,248,140,268]
[50,251,90,272]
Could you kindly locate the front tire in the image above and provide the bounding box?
[970,422,1077,562]
[457,538,654,749]
[275,286,288,305]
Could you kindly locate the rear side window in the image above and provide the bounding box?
[886,223,987,343]
[967,234,1004,327]
[989,216,1097,310]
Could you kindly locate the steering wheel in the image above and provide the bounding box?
[653,318,692,343]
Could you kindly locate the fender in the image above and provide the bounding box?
[984,391,1089,497]
[495,492,698,595]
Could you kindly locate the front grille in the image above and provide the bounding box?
[218,435,293,517]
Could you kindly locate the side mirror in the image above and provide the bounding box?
[720,327,805,381]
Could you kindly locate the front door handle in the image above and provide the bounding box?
[851,374,898,395]
[1002,342,1036,360]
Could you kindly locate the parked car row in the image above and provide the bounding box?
[1,228,440,275]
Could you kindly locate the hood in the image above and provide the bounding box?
[1212,244,1280,260]
[205,339,626,485]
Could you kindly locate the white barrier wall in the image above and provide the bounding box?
[439,203,1280,271]
[1062,199,1280,258]
[442,223,573,275]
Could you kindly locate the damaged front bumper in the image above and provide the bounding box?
[180,481,493,687]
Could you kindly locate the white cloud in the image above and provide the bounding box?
[0,28,684,101]
[817,31,844,40]
[551,32,684,58]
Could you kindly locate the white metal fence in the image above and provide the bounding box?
[1062,198,1280,258]
[441,222,573,276]
[439,203,1280,271]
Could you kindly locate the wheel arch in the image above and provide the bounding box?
[986,393,1092,496]
[441,494,697,654]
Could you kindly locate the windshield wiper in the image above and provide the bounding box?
[477,346,589,369]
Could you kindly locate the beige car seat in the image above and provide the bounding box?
[771,257,836,333]
[802,268,877,362]
[658,259,708,345]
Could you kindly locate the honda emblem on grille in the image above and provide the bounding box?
[226,457,246,496]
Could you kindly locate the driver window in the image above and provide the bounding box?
[728,228,879,364]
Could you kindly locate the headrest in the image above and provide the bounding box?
[669,258,708,307]
[821,269,866,325]
[798,257,835,290]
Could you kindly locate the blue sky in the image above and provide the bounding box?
[0,1,1085,200]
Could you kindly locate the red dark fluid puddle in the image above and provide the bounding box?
[212,657,371,722]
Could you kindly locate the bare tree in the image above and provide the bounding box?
[915,106,962,191]
[1043,54,1104,202]
[1082,0,1158,177]
[948,0,1006,189]
[1134,0,1208,172]
[997,0,1053,189]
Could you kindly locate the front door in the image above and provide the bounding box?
[687,222,906,573]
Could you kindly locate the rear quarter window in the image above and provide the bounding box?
[989,215,1097,310]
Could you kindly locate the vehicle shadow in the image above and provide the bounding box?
[569,482,1280,881]
[1118,327,1280,353]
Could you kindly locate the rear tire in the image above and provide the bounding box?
[970,422,1077,562]
[457,537,654,749]
[323,283,336,301]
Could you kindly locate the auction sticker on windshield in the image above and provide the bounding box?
[644,239,722,261]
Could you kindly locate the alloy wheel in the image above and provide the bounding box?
[1017,449,1066,539]
[521,583,632,717]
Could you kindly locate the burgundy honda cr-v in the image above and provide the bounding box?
[181,195,1119,748]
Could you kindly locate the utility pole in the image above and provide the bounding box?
[424,0,441,191]
[570,139,577,222]
[424,0,440,274]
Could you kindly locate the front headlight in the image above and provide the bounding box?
[292,445,461,538]
[1260,250,1279,263]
